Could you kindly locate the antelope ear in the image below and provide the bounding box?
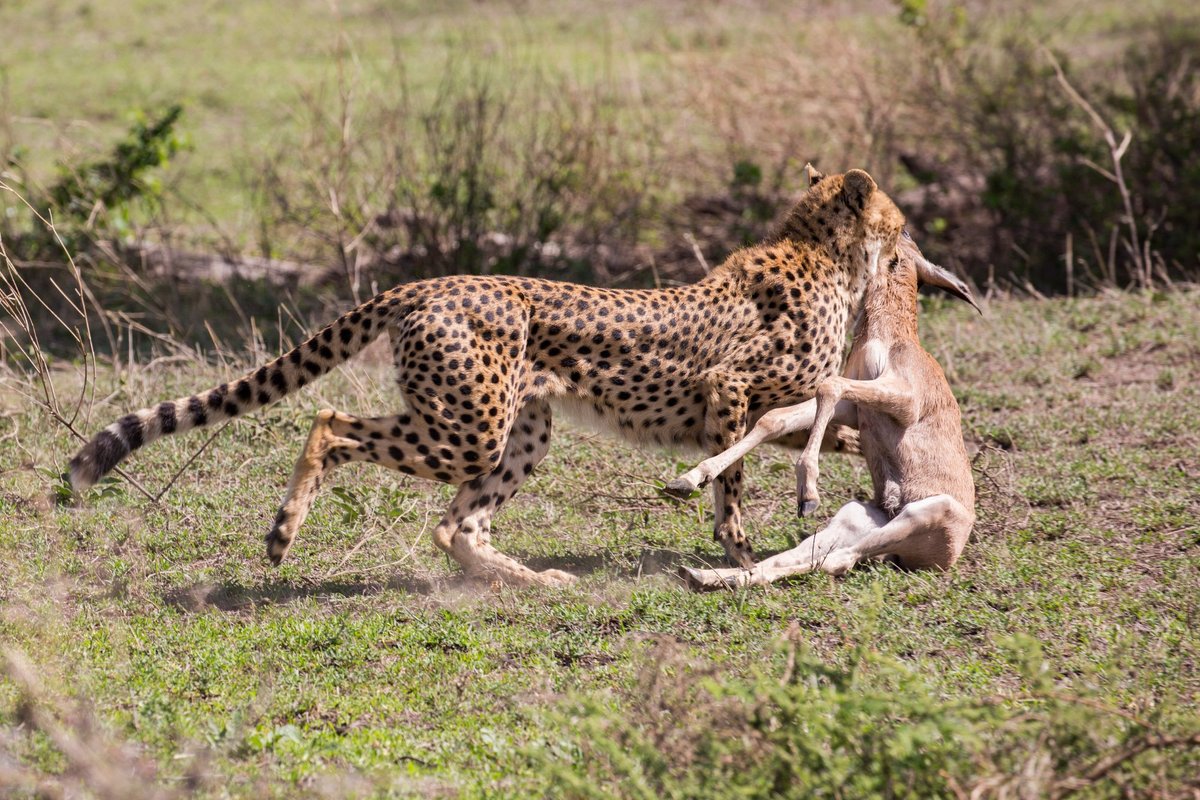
[841,169,876,210]
[804,163,825,187]
[914,255,983,314]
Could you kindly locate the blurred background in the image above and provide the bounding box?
[2,0,1198,336]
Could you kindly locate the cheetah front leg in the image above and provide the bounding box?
[701,374,755,569]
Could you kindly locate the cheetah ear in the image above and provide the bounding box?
[841,169,876,210]
[804,163,825,187]
[914,255,983,315]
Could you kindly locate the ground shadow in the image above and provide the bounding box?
[164,573,441,613]
[520,547,697,579]
[163,547,713,613]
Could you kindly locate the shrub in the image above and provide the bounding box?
[2,106,185,259]
[531,605,1200,799]
[897,9,1200,290]
[248,57,662,293]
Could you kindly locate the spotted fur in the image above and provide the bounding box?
[67,168,906,585]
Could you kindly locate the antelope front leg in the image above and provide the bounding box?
[795,383,839,517]
[664,401,819,499]
[797,376,917,516]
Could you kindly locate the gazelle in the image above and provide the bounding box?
[666,227,981,589]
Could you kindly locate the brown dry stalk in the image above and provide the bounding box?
[1050,730,1200,799]
[0,181,226,505]
[1043,48,1149,290]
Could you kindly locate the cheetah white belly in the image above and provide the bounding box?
[548,396,703,452]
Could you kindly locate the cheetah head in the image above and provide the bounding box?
[782,165,905,282]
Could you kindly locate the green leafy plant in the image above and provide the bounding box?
[48,105,185,231]
[3,105,186,260]
[532,590,1200,799]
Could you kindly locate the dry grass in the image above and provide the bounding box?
[5,0,1197,291]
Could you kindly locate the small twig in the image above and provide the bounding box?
[321,496,419,580]
[684,232,710,274]
[1051,731,1200,799]
[152,422,230,503]
[778,622,800,686]
[2,648,183,799]
[1044,48,1148,289]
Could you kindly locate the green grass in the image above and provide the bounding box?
[2,0,788,228]
[1,289,1198,796]
[2,0,1187,251]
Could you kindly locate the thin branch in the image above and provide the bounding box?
[1043,48,1148,288]
[1051,731,1200,799]
[152,422,230,503]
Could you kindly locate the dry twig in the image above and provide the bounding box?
[1044,49,1150,290]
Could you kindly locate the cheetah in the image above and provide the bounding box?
[68,167,907,586]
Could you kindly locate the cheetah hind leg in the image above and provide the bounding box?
[267,409,347,565]
[265,407,489,566]
[267,400,575,586]
[431,400,576,587]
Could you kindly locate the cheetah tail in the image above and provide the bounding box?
[67,291,408,495]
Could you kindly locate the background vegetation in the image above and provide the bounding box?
[1,0,1198,797]
[4,0,1199,300]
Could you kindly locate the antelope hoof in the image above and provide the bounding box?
[663,477,699,498]
[799,498,820,518]
[679,565,732,592]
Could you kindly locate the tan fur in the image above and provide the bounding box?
[672,230,978,589]
[68,169,906,587]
